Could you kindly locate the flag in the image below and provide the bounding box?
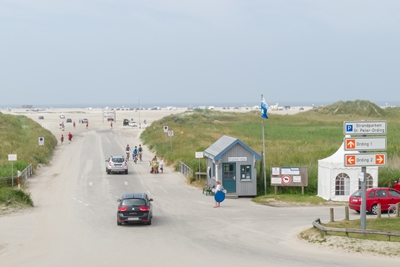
[261,97,268,119]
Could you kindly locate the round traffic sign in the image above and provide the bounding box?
[282,175,291,185]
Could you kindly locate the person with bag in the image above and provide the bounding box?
[214,181,224,208]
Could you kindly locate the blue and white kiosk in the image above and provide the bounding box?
[204,135,261,197]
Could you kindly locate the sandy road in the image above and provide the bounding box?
[0,108,398,266]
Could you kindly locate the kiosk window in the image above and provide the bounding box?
[240,165,251,180]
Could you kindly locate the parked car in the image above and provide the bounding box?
[117,192,153,225]
[60,115,65,119]
[129,120,137,127]
[81,118,88,124]
[38,116,44,119]
[66,118,72,123]
[123,119,129,126]
[348,187,400,214]
[105,156,128,174]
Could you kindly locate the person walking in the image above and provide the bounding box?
[60,134,64,144]
[110,121,113,128]
[159,157,164,173]
[86,120,89,129]
[138,144,143,161]
[68,132,73,144]
[214,181,223,208]
[73,121,76,129]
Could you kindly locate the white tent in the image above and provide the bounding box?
[317,142,379,201]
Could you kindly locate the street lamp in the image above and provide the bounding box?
[138,98,141,128]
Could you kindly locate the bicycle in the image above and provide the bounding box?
[133,154,138,164]
[387,203,398,217]
[125,152,130,161]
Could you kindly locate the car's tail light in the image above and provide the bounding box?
[118,206,128,211]
[109,162,112,166]
[139,206,149,211]
[124,162,127,166]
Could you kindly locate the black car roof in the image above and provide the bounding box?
[122,192,147,199]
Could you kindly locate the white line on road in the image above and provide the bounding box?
[124,181,128,185]
[89,182,92,186]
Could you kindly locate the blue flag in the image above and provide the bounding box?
[261,97,268,119]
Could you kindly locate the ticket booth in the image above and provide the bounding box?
[204,135,261,197]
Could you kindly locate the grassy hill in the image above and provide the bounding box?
[141,100,400,195]
[0,113,57,182]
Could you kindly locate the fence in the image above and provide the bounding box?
[0,164,33,188]
[179,161,193,178]
[312,218,400,241]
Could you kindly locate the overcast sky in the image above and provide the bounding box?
[1,1,399,107]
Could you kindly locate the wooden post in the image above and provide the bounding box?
[377,204,381,218]
[396,203,400,218]
[330,208,334,222]
[345,206,349,221]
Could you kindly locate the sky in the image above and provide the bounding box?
[1,1,400,108]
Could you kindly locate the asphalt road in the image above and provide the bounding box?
[0,109,398,266]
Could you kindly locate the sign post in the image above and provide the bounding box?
[8,154,17,187]
[168,130,174,149]
[344,120,387,231]
[38,137,44,146]
[195,152,204,180]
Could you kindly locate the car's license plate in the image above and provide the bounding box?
[127,217,139,221]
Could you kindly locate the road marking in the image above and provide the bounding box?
[89,182,92,186]
[114,196,119,199]
[124,181,128,185]
[85,204,89,207]
[147,190,152,196]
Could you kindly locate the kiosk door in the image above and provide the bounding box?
[222,163,236,193]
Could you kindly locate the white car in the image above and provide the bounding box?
[129,121,138,127]
[60,115,65,119]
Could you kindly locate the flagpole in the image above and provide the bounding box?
[261,94,267,195]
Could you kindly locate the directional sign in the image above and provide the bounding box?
[344,153,386,167]
[38,137,44,146]
[344,137,386,151]
[343,121,386,135]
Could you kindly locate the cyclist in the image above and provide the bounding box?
[132,146,138,163]
[125,144,131,161]
[138,144,143,161]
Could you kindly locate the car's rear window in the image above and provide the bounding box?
[351,190,361,197]
[112,158,124,163]
[122,198,146,206]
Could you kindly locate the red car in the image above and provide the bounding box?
[349,187,400,214]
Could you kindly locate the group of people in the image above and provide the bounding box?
[125,144,143,163]
[60,132,73,144]
[149,155,164,174]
